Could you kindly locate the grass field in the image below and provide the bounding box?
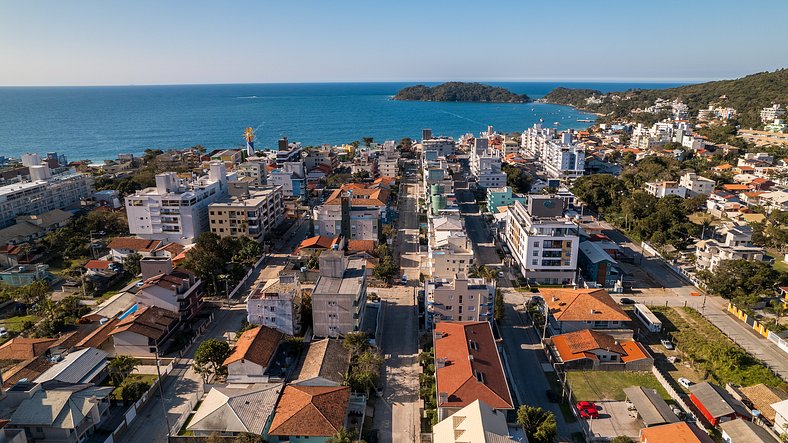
[0,314,39,332]
[566,371,670,402]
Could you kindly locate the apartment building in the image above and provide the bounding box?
[470,139,507,189]
[208,186,284,242]
[313,185,389,242]
[486,186,526,213]
[377,157,399,178]
[236,156,268,185]
[0,168,93,228]
[269,162,306,199]
[504,195,579,285]
[644,181,686,198]
[761,104,786,123]
[311,252,367,338]
[125,162,231,244]
[274,137,303,165]
[680,172,716,197]
[137,256,202,320]
[425,274,494,329]
[422,136,456,157]
[303,148,333,171]
[695,224,765,272]
[428,216,473,279]
[246,271,302,336]
[521,124,585,180]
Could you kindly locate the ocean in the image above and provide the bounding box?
[0,82,685,162]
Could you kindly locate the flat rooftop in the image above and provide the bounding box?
[313,259,365,295]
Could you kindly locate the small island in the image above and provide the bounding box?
[393,82,531,103]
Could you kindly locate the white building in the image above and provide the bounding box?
[268,161,306,199]
[425,274,494,329]
[695,224,765,272]
[521,125,585,180]
[311,252,367,338]
[125,162,231,244]
[470,138,507,189]
[247,272,302,336]
[429,216,474,279]
[377,157,399,178]
[761,104,786,123]
[422,136,455,157]
[432,400,517,443]
[0,170,93,228]
[644,181,687,198]
[504,195,579,285]
[679,172,716,197]
[313,186,389,242]
[236,156,268,186]
[773,399,788,436]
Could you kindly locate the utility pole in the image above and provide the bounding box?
[154,346,171,437]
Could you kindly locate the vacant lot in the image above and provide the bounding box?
[0,314,39,333]
[652,306,786,390]
[567,371,669,402]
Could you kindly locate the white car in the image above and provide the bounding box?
[498,271,504,278]
[678,377,693,389]
[661,339,674,350]
[0,327,7,337]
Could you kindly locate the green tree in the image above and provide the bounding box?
[327,427,364,443]
[193,339,232,383]
[17,281,50,305]
[120,379,151,403]
[183,233,228,294]
[572,174,626,214]
[502,164,533,194]
[343,331,369,360]
[108,355,140,386]
[123,252,143,276]
[494,288,505,322]
[610,437,634,443]
[232,237,262,265]
[516,405,557,443]
[697,259,784,299]
[350,350,383,394]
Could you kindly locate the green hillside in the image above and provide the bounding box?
[394,82,531,103]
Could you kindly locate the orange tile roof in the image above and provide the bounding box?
[713,164,733,170]
[85,260,113,270]
[76,317,120,349]
[223,325,284,367]
[268,385,350,437]
[540,288,630,322]
[324,186,390,207]
[108,237,162,252]
[434,322,513,410]
[110,305,179,340]
[298,236,340,251]
[722,184,749,191]
[0,338,58,361]
[552,329,650,363]
[346,240,376,253]
[640,421,713,443]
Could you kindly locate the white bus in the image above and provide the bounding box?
[633,303,662,333]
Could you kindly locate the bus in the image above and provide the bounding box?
[633,303,662,333]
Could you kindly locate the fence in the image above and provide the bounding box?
[728,302,788,356]
[177,312,214,358]
[227,254,267,301]
[650,365,699,423]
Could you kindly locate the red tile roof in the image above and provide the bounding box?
[298,236,340,251]
[85,260,113,270]
[110,305,178,340]
[540,288,630,322]
[346,240,376,254]
[108,237,162,252]
[639,422,713,443]
[223,326,284,368]
[552,329,650,363]
[0,338,58,361]
[434,322,513,410]
[268,385,350,437]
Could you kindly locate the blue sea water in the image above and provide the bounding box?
[0,82,685,162]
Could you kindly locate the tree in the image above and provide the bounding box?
[232,237,262,266]
[611,437,634,443]
[327,427,364,443]
[502,164,533,194]
[343,331,369,360]
[120,379,151,403]
[697,259,784,299]
[183,233,230,294]
[362,137,374,148]
[123,252,143,276]
[17,281,50,305]
[516,405,557,443]
[109,355,140,386]
[193,339,232,383]
[572,174,626,214]
[494,288,505,322]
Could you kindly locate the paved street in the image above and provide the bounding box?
[455,188,501,267]
[374,160,421,442]
[499,290,583,442]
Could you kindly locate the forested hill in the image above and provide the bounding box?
[542,69,788,128]
[393,82,531,103]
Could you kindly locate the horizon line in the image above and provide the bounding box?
[0,77,713,88]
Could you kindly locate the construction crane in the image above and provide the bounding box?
[244,127,256,157]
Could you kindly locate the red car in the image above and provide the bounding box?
[576,401,599,419]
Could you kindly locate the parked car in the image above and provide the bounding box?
[661,339,674,350]
[0,327,7,338]
[576,401,599,419]
[498,271,505,278]
[619,297,635,305]
[678,377,694,389]
[546,390,559,403]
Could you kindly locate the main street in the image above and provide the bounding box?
[374,159,421,443]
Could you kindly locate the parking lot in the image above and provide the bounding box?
[586,401,642,440]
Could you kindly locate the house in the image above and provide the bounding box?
[738,384,788,426]
[223,326,284,383]
[623,386,679,427]
[550,329,653,370]
[186,383,283,437]
[6,385,113,443]
[433,322,513,420]
[136,257,201,320]
[0,337,58,362]
[0,264,53,287]
[689,382,751,427]
[110,305,179,356]
[540,288,631,334]
[772,399,788,436]
[639,421,714,443]
[679,172,715,197]
[295,235,343,257]
[720,419,779,443]
[695,224,765,272]
[267,385,352,442]
[33,347,108,384]
[644,181,686,198]
[108,237,163,261]
[432,399,517,443]
[292,338,350,387]
[247,272,303,336]
[84,260,119,276]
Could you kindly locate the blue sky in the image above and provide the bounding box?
[1,0,786,86]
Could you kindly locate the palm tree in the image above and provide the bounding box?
[327,427,363,443]
[16,243,32,264]
[516,405,557,443]
[108,355,140,386]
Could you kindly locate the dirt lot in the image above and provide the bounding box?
[587,401,642,441]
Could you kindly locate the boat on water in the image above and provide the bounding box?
[577,119,593,122]
[553,122,560,126]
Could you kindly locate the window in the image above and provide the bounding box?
[532,259,538,265]
[533,241,540,247]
